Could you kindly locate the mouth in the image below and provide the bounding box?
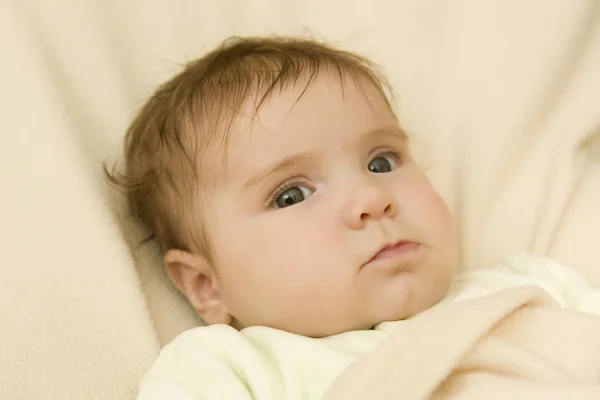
[362,240,421,268]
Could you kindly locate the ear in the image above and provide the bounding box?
[163,249,232,325]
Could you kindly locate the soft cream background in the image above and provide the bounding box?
[1,0,598,398]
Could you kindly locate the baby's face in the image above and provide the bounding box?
[206,74,457,337]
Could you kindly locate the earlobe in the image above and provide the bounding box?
[163,249,232,325]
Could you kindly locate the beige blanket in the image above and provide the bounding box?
[326,287,600,399]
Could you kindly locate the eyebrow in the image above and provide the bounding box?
[361,126,408,144]
[242,126,407,190]
[242,153,313,190]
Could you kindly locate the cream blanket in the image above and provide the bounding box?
[325,287,600,399]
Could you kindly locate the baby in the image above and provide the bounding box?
[107,37,599,399]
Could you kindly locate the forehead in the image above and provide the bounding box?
[222,73,398,177]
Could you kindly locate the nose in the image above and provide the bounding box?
[341,181,398,230]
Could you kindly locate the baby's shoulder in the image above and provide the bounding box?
[140,324,380,399]
[149,324,248,374]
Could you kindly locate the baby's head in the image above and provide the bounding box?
[108,37,457,337]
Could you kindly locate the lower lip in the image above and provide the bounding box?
[369,241,420,263]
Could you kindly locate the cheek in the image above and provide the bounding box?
[423,191,453,230]
[259,211,343,268]
[213,209,343,285]
[406,179,458,277]
[400,176,455,241]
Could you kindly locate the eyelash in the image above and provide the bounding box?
[266,178,308,207]
[376,150,403,165]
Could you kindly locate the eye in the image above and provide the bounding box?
[273,185,314,209]
[368,153,399,173]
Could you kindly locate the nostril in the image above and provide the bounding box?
[384,204,393,214]
[360,212,369,221]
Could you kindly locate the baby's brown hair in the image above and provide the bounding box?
[105,36,393,261]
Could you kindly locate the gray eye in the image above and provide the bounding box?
[274,186,314,209]
[368,155,397,173]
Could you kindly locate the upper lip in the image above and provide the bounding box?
[361,239,417,267]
